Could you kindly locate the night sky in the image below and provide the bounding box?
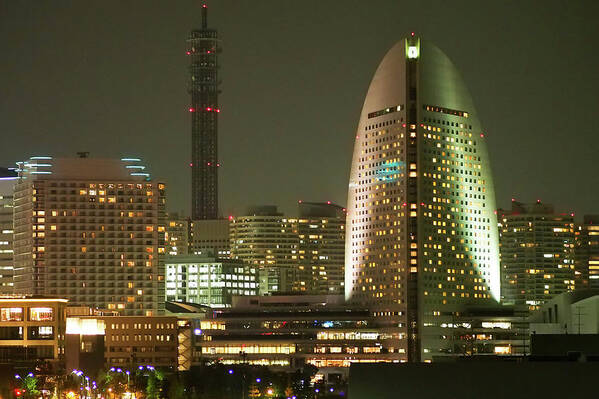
[1,1,598,217]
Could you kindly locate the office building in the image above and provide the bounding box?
[66,315,182,372]
[165,214,230,258]
[0,168,17,294]
[192,295,402,372]
[188,4,221,220]
[192,296,525,374]
[0,296,67,369]
[498,201,575,309]
[13,156,166,316]
[230,206,297,294]
[345,36,501,362]
[190,219,230,257]
[165,254,257,307]
[576,215,599,289]
[230,203,345,295]
[166,213,190,256]
[294,202,346,294]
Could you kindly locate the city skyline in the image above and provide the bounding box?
[1,1,598,218]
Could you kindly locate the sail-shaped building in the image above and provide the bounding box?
[345,36,500,361]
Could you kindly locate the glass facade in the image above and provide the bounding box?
[165,255,257,307]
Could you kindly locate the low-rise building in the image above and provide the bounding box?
[66,315,182,374]
[193,296,530,374]
[165,254,258,307]
[0,296,67,369]
[193,295,402,373]
[529,289,599,334]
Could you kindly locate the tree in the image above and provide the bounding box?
[167,374,185,399]
[19,375,40,399]
[146,369,165,399]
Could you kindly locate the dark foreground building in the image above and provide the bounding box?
[348,362,598,398]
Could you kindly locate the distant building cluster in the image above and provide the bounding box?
[0,9,598,392]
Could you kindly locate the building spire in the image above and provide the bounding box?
[202,4,208,29]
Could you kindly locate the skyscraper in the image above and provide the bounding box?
[294,202,346,295]
[13,156,166,316]
[229,206,297,294]
[188,4,221,220]
[0,168,18,294]
[165,213,190,256]
[345,36,501,362]
[229,203,346,295]
[498,201,575,309]
[576,215,599,289]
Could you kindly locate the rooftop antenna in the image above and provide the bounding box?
[202,4,208,29]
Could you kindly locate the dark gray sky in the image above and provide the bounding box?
[1,1,598,217]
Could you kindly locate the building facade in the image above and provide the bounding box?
[294,202,345,295]
[192,295,402,371]
[576,215,599,289]
[190,219,230,257]
[529,290,599,335]
[13,156,166,316]
[345,37,501,362]
[230,204,345,295]
[230,206,297,294]
[166,214,190,256]
[0,168,17,294]
[66,315,182,372]
[165,254,257,307]
[498,201,575,309]
[0,296,67,368]
[192,296,525,373]
[188,4,221,220]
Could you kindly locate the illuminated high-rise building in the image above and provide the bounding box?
[294,202,346,295]
[230,206,297,294]
[13,156,166,316]
[230,203,345,295]
[345,36,501,362]
[576,215,599,289]
[188,4,221,220]
[0,168,18,294]
[165,213,190,256]
[498,201,575,309]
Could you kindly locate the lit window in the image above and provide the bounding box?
[30,307,53,321]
